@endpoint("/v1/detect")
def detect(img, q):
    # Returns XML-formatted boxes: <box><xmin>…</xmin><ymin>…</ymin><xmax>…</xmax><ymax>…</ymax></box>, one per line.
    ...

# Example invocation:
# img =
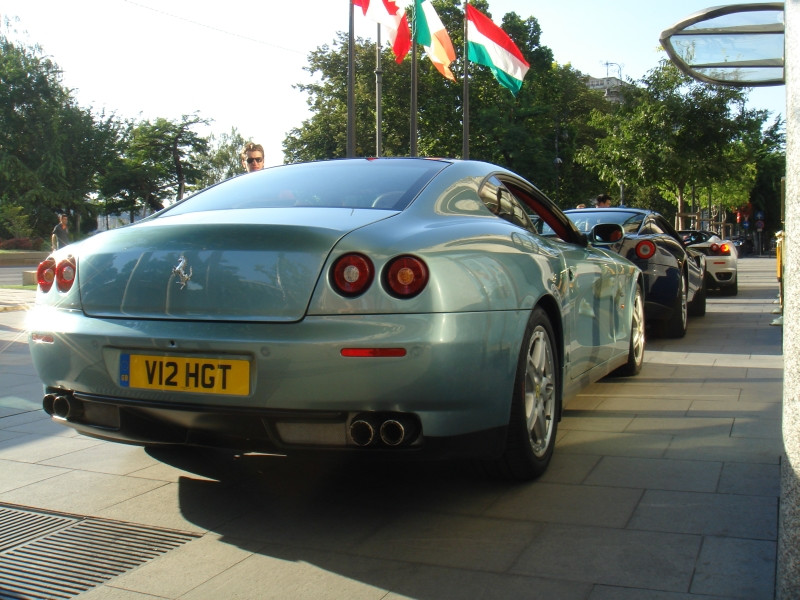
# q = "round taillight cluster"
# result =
<box><xmin>385</xmin><ymin>256</ymin><xmax>428</xmax><ymax>298</ymax></box>
<box><xmin>331</xmin><ymin>254</ymin><xmax>374</xmax><ymax>296</ymax></box>
<box><xmin>635</xmin><ymin>240</ymin><xmax>657</xmax><ymax>260</ymax></box>
<box><xmin>37</xmin><ymin>258</ymin><xmax>56</xmax><ymax>292</ymax></box>
<box><xmin>36</xmin><ymin>257</ymin><xmax>76</xmax><ymax>293</ymax></box>
<box><xmin>330</xmin><ymin>253</ymin><xmax>428</xmax><ymax>299</ymax></box>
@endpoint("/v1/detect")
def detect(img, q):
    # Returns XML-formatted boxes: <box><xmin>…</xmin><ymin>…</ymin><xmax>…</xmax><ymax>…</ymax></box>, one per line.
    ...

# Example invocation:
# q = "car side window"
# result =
<box><xmin>654</xmin><ymin>216</ymin><xmax>684</xmax><ymax>244</ymax></box>
<box><xmin>646</xmin><ymin>218</ymin><xmax>666</xmax><ymax>235</ymax></box>
<box><xmin>478</xmin><ymin>177</ymin><xmax>535</xmax><ymax>232</ymax></box>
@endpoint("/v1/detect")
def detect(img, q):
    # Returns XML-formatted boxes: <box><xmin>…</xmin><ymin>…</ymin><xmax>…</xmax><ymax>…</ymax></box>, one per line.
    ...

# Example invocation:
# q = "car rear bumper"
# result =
<box><xmin>28</xmin><ymin>307</ymin><xmax>529</xmax><ymax>454</ymax></box>
<box><xmin>705</xmin><ymin>267</ymin><xmax>737</xmax><ymax>287</ymax></box>
<box><xmin>40</xmin><ymin>388</ymin><xmax>508</xmax><ymax>459</ymax></box>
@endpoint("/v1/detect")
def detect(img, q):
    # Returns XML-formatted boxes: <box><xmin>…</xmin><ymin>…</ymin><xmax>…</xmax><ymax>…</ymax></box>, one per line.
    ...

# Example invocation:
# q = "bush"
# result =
<box><xmin>0</xmin><ymin>237</ymin><xmax>45</xmax><ymax>250</ymax></box>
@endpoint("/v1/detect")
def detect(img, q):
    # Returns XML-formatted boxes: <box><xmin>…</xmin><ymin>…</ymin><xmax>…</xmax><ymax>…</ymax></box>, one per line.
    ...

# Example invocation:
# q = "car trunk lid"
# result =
<box><xmin>77</xmin><ymin>208</ymin><xmax>389</xmax><ymax>322</ymax></box>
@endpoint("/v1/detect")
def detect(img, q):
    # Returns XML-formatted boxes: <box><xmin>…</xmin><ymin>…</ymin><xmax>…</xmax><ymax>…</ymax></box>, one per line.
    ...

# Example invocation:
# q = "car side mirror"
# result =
<box><xmin>590</xmin><ymin>223</ymin><xmax>625</xmax><ymax>244</ymax></box>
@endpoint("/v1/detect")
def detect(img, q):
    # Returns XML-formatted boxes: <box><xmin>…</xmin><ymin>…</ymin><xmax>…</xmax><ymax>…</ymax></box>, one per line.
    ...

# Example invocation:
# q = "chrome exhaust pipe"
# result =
<box><xmin>51</xmin><ymin>394</ymin><xmax>82</xmax><ymax>419</ymax></box>
<box><xmin>42</xmin><ymin>394</ymin><xmax>57</xmax><ymax>415</ymax></box>
<box><xmin>379</xmin><ymin>419</ymin><xmax>405</xmax><ymax>446</ymax></box>
<box><xmin>349</xmin><ymin>419</ymin><xmax>375</xmax><ymax>447</ymax></box>
<box><xmin>52</xmin><ymin>395</ymin><xmax>71</xmax><ymax>418</ymax></box>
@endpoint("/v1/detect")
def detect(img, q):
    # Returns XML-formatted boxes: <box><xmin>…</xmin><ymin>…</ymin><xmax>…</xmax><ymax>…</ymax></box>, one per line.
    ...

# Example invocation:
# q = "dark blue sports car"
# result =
<box><xmin>563</xmin><ymin>208</ymin><xmax>706</xmax><ymax>338</ymax></box>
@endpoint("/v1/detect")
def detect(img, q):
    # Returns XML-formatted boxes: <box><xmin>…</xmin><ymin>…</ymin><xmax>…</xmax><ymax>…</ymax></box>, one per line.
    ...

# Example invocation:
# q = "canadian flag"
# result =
<box><xmin>353</xmin><ymin>0</ymin><xmax>412</xmax><ymax>63</ymax></box>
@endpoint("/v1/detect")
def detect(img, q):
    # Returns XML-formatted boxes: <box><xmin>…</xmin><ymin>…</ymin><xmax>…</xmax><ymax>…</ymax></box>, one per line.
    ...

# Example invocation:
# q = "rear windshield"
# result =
<box><xmin>162</xmin><ymin>159</ymin><xmax>449</xmax><ymax>216</ymax></box>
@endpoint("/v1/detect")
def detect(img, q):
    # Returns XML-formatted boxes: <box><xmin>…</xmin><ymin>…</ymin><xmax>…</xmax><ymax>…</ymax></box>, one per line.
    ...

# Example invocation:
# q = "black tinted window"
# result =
<box><xmin>479</xmin><ymin>177</ymin><xmax>535</xmax><ymax>231</ymax></box>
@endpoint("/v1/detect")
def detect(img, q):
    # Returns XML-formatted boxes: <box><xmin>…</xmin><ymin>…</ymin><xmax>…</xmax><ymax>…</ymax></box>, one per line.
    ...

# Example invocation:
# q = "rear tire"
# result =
<box><xmin>661</xmin><ymin>273</ymin><xmax>688</xmax><ymax>338</ymax></box>
<box><xmin>486</xmin><ymin>307</ymin><xmax>559</xmax><ymax>481</ymax></box>
<box><xmin>688</xmin><ymin>280</ymin><xmax>706</xmax><ymax>317</ymax></box>
<box><xmin>723</xmin><ymin>278</ymin><xmax>738</xmax><ymax>296</ymax></box>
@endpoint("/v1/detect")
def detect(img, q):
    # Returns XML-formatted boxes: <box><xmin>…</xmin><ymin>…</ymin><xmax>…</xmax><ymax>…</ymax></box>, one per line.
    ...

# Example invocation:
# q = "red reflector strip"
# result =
<box><xmin>340</xmin><ymin>348</ymin><xmax>407</xmax><ymax>358</ymax></box>
<box><xmin>31</xmin><ymin>333</ymin><xmax>55</xmax><ymax>344</ymax></box>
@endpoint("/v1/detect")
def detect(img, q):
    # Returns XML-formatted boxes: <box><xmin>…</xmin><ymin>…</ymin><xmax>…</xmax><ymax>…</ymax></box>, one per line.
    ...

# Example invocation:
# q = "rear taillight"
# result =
<box><xmin>36</xmin><ymin>258</ymin><xmax>57</xmax><ymax>292</ymax></box>
<box><xmin>56</xmin><ymin>257</ymin><xmax>76</xmax><ymax>292</ymax></box>
<box><xmin>635</xmin><ymin>240</ymin><xmax>657</xmax><ymax>260</ymax></box>
<box><xmin>385</xmin><ymin>256</ymin><xmax>428</xmax><ymax>298</ymax></box>
<box><xmin>37</xmin><ymin>257</ymin><xmax>76</xmax><ymax>293</ymax></box>
<box><xmin>713</xmin><ymin>242</ymin><xmax>731</xmax><ymax>255</ymax></box>
<box><xmin>331</xmin><ymin>253</ymin><xmax>374</xmax><ymax>296</ymax></box>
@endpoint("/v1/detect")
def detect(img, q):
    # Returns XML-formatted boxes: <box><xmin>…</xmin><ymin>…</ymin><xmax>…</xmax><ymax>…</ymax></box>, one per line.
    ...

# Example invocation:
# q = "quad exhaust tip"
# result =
<box><xmin>379</xmin><ymin>419</ymin><xmax>405</xmax><ymax>446</ymax></box>
<box><xmin>348</xmin><ymin>413</ymin><xmax>419</xmax><ymax>448</ymax></box>
<box><xmin>43</xmin><ymin>392</ymin><xmax>83</xmax><ymax>420</ymax></box>
<box><xmin>349</xmin><ymin>419</ymin><xmax>375</xmax><ymax>447</ymax></box>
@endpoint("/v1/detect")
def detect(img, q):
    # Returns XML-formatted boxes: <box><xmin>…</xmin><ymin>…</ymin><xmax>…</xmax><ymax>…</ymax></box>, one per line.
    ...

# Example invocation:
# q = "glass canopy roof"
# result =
<box><xmin>660</xmin><ymin>2</ymin><xmax>784</xmax><ymax>86</ymax></box>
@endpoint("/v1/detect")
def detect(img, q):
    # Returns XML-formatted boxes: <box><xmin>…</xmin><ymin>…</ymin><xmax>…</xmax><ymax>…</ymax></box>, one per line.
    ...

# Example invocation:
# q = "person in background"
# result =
<box><xmin>594</xmin><ymin>194</ymin><xmax>612</xmax><ymax>207</ymax></box>
<box><xmin>576</xmin><ymin>203</ymin><xmax>586</xmax><ymax>209</ymax></box>
<box><xmin>51</xmin><ymin>214</ymin><xmax>70</xmax><ymax>250</ymax></box>
<box><xmin>241</xmin><ymin>142</ymin><xmax>265</xmax><ymax>172</ymax></box>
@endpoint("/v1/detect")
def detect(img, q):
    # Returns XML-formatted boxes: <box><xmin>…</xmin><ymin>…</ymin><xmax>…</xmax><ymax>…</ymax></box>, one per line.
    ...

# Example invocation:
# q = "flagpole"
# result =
<box><xmin>410</xmin><ymin>2</ymin><xmax>418</xmax><ymax>157</ymax></box>
<box><xmin>462</xmin><ymin>0</ymin><xmax>469</xmax><ymax>159</ymax></box>
<box><xmin>347</xmin><ymin>1</ymin><xmax>356</xmax><ymax>158</ymax></box>
<box><xmin>376</xmin><ymin>25</ymin><xmax>383</xmax><ymax>156</ymax></box>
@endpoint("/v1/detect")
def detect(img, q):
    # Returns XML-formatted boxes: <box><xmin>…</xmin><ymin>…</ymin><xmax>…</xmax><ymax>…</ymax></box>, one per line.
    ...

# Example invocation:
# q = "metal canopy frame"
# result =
<box><xmin>660</xmin><ymin>2</ymin><xmax>785</xmax><ymax>86</ymax></box>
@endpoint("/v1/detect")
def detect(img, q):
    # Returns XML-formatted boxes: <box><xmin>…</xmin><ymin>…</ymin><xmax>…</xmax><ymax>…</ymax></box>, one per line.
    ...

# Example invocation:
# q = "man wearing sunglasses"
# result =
<box><xmin>241</xmin><ymin>142</ymin><xmax>265</xmax><ymax>172</ymax></box>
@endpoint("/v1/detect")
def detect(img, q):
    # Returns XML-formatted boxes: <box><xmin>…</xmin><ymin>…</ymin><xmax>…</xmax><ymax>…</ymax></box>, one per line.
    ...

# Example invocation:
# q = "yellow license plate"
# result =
<box><xmin>119</xmin><ymin>353</ymin><xmax>250</xmax><ymax>396</ymax></box>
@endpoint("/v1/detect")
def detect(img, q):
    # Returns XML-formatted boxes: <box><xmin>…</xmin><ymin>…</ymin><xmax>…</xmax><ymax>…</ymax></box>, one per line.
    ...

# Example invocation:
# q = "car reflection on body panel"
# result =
<box><xmin>28</xmin><ymin>158</ymin><xmax>644</xmax><ymax>481</ymax></box>
<box><xmin>563</xmin><ymin>207</ymin><xmax>707</xmax><ymax>338</ymax></box>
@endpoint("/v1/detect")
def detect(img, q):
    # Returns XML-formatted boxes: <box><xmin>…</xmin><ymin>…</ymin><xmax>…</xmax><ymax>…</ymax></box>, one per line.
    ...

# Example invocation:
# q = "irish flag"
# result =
<box><xmin>466</xmin><ymin>4</ymin><xmax>530</xmax><ymax>95</ymax></box>
<box><xmin>353</xmin><ymin>0</ymin><xmax>412</xmax><ymax>63</ymax></box>
<box><xmin>415</xmin><ymin>0</ymin><xmax>456</xmax><ymax>81</ymax></box>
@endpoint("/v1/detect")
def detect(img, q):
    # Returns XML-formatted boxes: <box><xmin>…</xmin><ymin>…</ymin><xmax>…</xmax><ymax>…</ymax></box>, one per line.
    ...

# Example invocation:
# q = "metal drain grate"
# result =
<box><xmin>0</xmin><ymin>503</ymin><xmax>199</xmax><ymax>599</ymax></box>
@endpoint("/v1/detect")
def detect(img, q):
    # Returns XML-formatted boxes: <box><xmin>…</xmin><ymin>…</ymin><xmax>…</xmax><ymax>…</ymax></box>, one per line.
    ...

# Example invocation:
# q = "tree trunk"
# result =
<box><xmin>676</xmin><ymin>184</ymin><xmax>687</xmax><ymax>229</ymax></box>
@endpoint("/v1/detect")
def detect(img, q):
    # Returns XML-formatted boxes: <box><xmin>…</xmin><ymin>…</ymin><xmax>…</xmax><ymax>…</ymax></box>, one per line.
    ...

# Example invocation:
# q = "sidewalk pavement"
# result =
<box><xmin>0</xmin><ymin>288</ymin><xmax>35</xmax><ymax>312</ymax></box>
<box><xmin>0</xmin><ymin>257</ymin><xmax>783</xmax><ymax>599</ymax></box>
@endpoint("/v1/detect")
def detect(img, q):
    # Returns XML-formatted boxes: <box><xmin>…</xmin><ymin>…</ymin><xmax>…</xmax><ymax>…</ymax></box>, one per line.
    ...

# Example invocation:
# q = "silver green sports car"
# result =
<box><xmin>28</xmin><ymin>158</ymin><xmax>644</xmax><ymax>480</ymax></box>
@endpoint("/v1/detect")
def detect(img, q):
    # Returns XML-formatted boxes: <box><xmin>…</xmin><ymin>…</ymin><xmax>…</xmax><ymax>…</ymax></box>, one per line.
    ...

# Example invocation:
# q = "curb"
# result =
<box><xmin>0</xmin><ymin>305</ymin><xmax>30</xmax><ymax>313</ymax></box>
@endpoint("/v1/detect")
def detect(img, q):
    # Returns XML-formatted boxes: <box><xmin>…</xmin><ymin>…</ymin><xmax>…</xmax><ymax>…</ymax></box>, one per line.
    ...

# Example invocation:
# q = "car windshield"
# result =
<box><xmin>679</xmin><ymin>230</ymin><xmax>719</xmax><ymax>244</ymax></box>
<box><xmin>161</xmin><ymin>159</ymin><xmax>449</xmax><ymax>216</ymax></box>
<box><xmin>565</xmin><ymin>210</ymin><xmax>645</xmax><ymax>234</ymax></box>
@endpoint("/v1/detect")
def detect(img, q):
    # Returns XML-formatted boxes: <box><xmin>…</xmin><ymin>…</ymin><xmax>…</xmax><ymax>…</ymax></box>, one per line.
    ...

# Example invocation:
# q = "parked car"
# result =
<box><xmin>27</xmin><ymin>158</ymin><xmax>645</xmax><ymax>481</ymax></box>
<box><xmin>732</xmin><ymin>235</ymin><xmax>754</xmax><ymax>256</ymax></box>
<box><xmin>563</xmin><ymin>208</ymin><xmax>706</xmax><ymax>338</ymax></box>
<box><xmin>679</xmin><ymin>230</ymin><xmax>738</xmax><ymax>295</ymax></box>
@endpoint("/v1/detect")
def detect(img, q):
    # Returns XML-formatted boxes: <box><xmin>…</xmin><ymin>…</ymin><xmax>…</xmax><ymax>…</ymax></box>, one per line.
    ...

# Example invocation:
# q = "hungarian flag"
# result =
<box><xmin>415</xmin><ymin>0</ymin><xmax>456</xmax><ymax>81</ymax></box>
<box><xmin>466</xmin><ymin>4</ymin><xmax>530</xmax><ymax>95</ymax></box>
<box><xmin>353</xmin><ymin>0</ymin><xmax>411</xmax><ymax>63</ymax></box>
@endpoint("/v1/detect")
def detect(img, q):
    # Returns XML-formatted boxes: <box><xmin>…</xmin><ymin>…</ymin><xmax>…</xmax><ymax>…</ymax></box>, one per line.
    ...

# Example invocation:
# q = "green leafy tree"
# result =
<box><xmin>99</xmin><ymin>115</ymin><xmax>210</xmax><ymax>221</ymax></box>
<box><xmin>576</xmin><ymin>60</ymin><xmax>770</xmax><ymax>226</ymax></box>
<box><xmin>0</xmin><ymin>26</ymin><xmax>125</xmax><ymax>238</ymax></box>
<box><xmin>0</xmin><ymin>203</ymin><xmax>33</xmax><ymax>239</ymax></box>
<box><xmin>284</xmin><ymin>0</ymin><xmax>606</xmax><ymax>205</ymax></box>
<box><xmin>194</xmin><ymin>127</ymin><xmax>248</xmax><ymax>189</ymax></box>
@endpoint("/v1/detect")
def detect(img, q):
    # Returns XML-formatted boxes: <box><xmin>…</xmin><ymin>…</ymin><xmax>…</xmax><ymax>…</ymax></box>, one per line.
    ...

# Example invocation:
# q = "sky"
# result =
<box><xmin>2</xmin><ymin>0</ymin><xmax>787</xmax><ymax>166</ymax></box>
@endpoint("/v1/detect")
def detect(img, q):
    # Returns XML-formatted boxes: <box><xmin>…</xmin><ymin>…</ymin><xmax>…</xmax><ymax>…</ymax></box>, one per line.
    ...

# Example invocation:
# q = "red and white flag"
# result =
<box><xmin>353</xmin><ymin>0</ymin><xmax>412</xmax><ymax>63</ymax></box>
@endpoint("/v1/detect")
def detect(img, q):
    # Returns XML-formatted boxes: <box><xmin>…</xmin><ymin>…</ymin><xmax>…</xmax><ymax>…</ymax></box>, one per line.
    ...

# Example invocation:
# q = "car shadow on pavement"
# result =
<box><xmin>147</xmin><ymin>446</ymin><xmax>582</xmax><ymax>599</ymax></box>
